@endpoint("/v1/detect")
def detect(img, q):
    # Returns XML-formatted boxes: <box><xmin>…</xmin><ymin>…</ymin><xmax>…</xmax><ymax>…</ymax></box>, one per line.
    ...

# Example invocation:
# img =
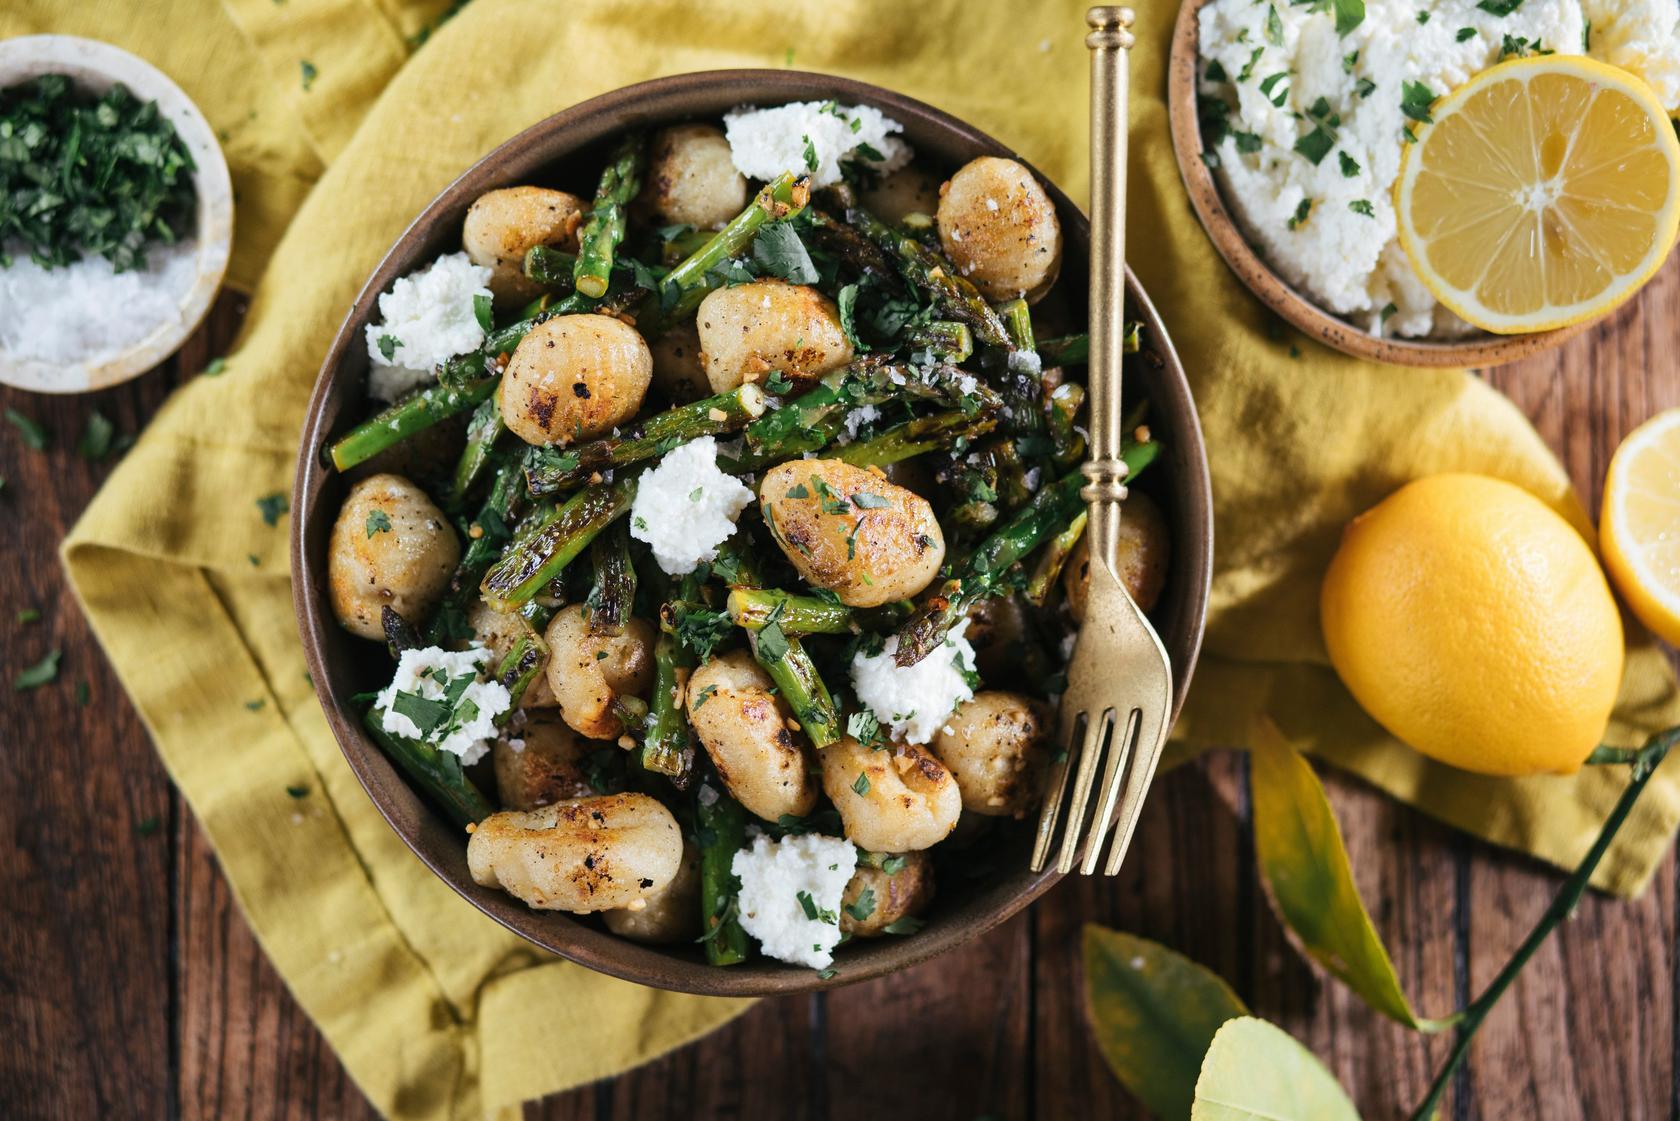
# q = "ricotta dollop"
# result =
<box><xmin>731</xmin><ymin>833</ymin><xmax>859</xmax><ymax>969</ymax></box>
<box><xmin>629</xmin><ymin>436</ymin><xmax>755</xmax><ymax>575</ymax></box>
<box><xmin>363</xmin><ymin>252</ymin><xmax>493</xmax><ymax>400</ymax></box>
<box><xmin>723</xmin><ymin>101</ymin><xmax>912</xmax><ymax>189</ymax></box>
<box><xmin>849</xmin><ymin>619</ymin><xmax>978</xmax><ymax>746</ymax></box>
<box><xmin>374</xmin><ymin>644</ymin><xmax>510</xmax><ymax>766</ymax></box>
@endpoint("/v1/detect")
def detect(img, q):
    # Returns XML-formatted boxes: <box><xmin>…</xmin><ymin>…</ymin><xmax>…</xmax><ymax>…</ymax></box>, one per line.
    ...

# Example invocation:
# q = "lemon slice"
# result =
<box><xmin>1395</xmin><ymin>57</ymin><xmax>1680</xmax><ymax>334</ymax></box>
<box><xmin>1602</xmin><ymin>409</ymin><xmax>1680</xmax><ymax>645</ymax></box>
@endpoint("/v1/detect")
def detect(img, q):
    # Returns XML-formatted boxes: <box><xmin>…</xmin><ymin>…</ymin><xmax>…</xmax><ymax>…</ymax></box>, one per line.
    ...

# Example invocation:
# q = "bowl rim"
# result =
<box><xmin>292</xmin><ymin>68</ymin><xmax>1213</xmax><ymax>996</ymax></box>
<box><xmin>1164</xmin><ymin>0</ymin><xmax>1595</xmax><ymax>369</ymax></box>
<box><xmin>0</xmin><ymin>34</ymin><xmax>234</xmax><ymax>394</ymax></box>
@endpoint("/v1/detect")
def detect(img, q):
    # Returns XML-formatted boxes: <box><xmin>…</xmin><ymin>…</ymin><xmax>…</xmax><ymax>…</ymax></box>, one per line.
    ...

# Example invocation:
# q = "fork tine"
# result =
<box><xmin>1029</xmin><ymin>712</ymin><xmax>1081</xmax><ymax>873</ymax></box>
<box><xmin>1079</xmin><ymin>707</ymin><xmax>1139</xmax><ymax>874</ymax></box>
<box><xmin>1101</xmin><ymin>703</ymin><xmax>1171</xmax><ymax>875</ymax></box>
<box><xmin>1054</xmin><ymin>708</ymin><xmax>1113</xmax><ymax>874</ymax></box>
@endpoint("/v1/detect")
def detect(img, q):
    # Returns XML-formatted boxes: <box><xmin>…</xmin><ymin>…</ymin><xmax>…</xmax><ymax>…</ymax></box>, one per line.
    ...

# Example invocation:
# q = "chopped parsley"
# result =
<box><xmin>1475</xmin><ymin>0</ymin><xmax>1524</xmax><ymax>14</ymax></box>
<box><xmin>300</xmin><ymin>60</ymin><xmax>318</xmax><ymax>90</ymax></box>
<box><xmin>847</xmin><ymin>708</ymin><xmax>882</xmax><ymax>748</ymax></box>
<box><xmin>473</xmin><ymin>293</ymin><xmax>493</xmax><ymax>332</ymax></box>
<box><xmin>1380</xmin><ymin>302</ymin><xmax>1399</xmax><ymax>323</ymax></box>
<box><xmin>1258</xmin><ymin>71</ymin><xmax>1291</xmax><ymax>108</ymax></box>
<box><xmin>755</xmin><ymin>620</ymin><xmax>791</xmax><ymax>663</ymax></box>
<box><xmin>1400</xmin><ymin>80</ymin><xmax>1437</xmax><ymax>124</ymax></box>
<box><xmin>752</xmin><ymin>220</ymin><xmax>819</xmax><ymax>285</ymax></box>
<box><xmin>1287</xmin><ymin>198</ymin><xmax>1314</xmax><ymax>230</ymax></box>
<box><xmin>796</xmin><ymin>889</ymin><xmax>837</xmax><ymax>924</ymax></box>
<box><xmin>16</xmin><ymin>607</ymin><xmax>40</xmax><ymax>624</ymax></box>
<box><xmin>1204</xmin><ymin>59</ymin><xmax>1229</xmax><ymax>83</ymax></box>
<box><xmin>843</xmin><ymin>887</ymin><xmax>876</xmax><ymax>922</ymax></box>
<box><xmin>1236</xmin><ymin>46</ymin><xmax>1265</xmax><ymax>83</ymax></box>
<box><xmin>880</xmin><ymin>855</ymin><xmax>907</xmax><ymax>874</ymax></box>
<box><xmin>202</xmin><ymin>357</ymin><xmax>228</xmax><ymax>377</ymax></box>
<box><xmin>365</xmin><ymin>509</ymin><xmax>392</xmax><ymax>538</ymax></box>
<box><xmin>1416</xmin><ymin>10</ymin><xmax>1430</xmax><ymax>23</ymax></box>
<box><xmin>286</xmin><ymin>784</ymin><xmax>310</xmax><ymax>799</ymax></box>
<box><xmin>1348</xmin><ymin>199</ymin><xmax>1375</xmax><ymax>217</ymax></box>
<box><xmin>1456</xmin><ymin>26</ymin><xmax>1477</xmax><ymax>41</ymax></box>
<box><xmin>1338</xmin><ymin>151</ymin><xmax>1361</xmax><ymax>177</ymax></box>
<box><xmin>1355</xmin><ymin>76</ymin><xmax>1377</xmax><ymax>99</ymax></box>
<box><xmin>1342</xmin><ymin>50</ymin><xmax>1359</xmax><ymax>73</ymax></box>
<box><xmin>1294</xmin><ymin>127</ymin><xmax>1334</xmax><ymax>165</ymax></box>
<box><xmin>0</xmin><ymin>75</ymin><xmax>199</xmax><ymax>271</ymax></box>
<box><xmin>1499</xmin><ymin>34</ymin><xmax>1551</xmax><ymax>58</ymax></box>
<box><xmin>14</xmin><ymin>648</ymin><xmax>61</xmax><ymax>690</ymax></box>
<box><xmin>1233</xmin><ymin>130</ymin><xmax>1264</xmax><ymax>153</ymax></box>
<box><xmin>672</xmin><ymin>604</ymin><xmax>733</xmax><ymax>662</ymax></box>
<box><xmin>883</xmin><ymin>915</ymin><xmax>925</xmax><ymax>935</ymax></box>
<box><xmin>836</xmin><ymin>282</ymin><xmax>867</xmax><ymax>352</ymax></box>
<box><xmin>1265</xmin><ymin>5</ymin><xmax>1283</xmax><ymax>45</ymax></box>
<box><xmin>852</xmin><ymin>772</ymin><xmax>871</xmax><ymax>796</ymax></box>
<box><xmin>800</xmin><ymin>134</ymin><xmax>819</xmax><ymax>172</ymax></box>
<box><xmin>77</xmin><ymin>411</ymin><xmax>116</xmax><ymax>461</ymax></box>
<box><xmin>692</xmin><ymin>683</ymin><xmax>718</xmax><ymax>709</ymax></box>
<box><xmin>256</xmin><ymin>491</ymin><xmax>289</xmax><ymax>526</ymax></box>
<box><xmin>764</xmin><ymin>370</ymin><xmax>794</xmax><ymax>395</ymax></box>
<box><xmin>1332</xmin><ymin>0</ymin><xmax>1365</xmax><ymax>35</ymax></box>
<box><xmin>851</xmin><ymin>492</ymin><xmax>891</xmax><ymax>509</ymax></box>
<box><xmin>6</xmin><ymin>408</ymin><xmax>49</xmax><ymax>450</ymax></box>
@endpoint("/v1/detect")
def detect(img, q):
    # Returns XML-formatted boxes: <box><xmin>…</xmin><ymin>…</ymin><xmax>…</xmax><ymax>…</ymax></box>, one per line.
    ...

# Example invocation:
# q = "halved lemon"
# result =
<box><xmin>1602</xmin><ymin>409</ymin><xmax>1680</xmax><ymax>646</ymax></box>
<box><xmin>1395</xmin><ymin>56</ymin><xmax>1680</xmax><ymax>334</ymax></box>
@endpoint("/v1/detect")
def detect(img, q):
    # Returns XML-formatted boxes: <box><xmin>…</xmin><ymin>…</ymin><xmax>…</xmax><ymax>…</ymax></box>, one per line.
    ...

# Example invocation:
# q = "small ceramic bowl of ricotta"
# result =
<box><xmin>1167</xmin><ymin>0</ymin><xmax>1629</xmax><ymax>368</ymax></box>
<box><xmin>0</xmin><ymin>35</ymin><xmax>233</xmax><ymax>394</ymax></box>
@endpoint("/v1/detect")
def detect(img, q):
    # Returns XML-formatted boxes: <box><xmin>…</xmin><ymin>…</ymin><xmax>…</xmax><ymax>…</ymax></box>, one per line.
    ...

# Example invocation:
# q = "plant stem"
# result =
<box><xmin>1408</xmin><ymin>726</ymin><xmax>1680</xmax><ymax>1121</ymax></box>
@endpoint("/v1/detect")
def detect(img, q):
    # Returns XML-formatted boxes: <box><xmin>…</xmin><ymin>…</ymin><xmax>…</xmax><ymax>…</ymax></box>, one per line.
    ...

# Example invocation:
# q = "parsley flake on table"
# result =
<box><xmin>14</xmin><ymin>648</ymin><xmax>61</xmax><ymax>690</ymax></box>
<box><xmin>6</xmin><ymin>408</ymin><xmax>49</xmax><ymax>450</ymax></box>
<box><xmin>257</xmin><ymin>491</ymin><xmax>289</xmax><ymax>526</ymax></box>
<box><xmin>0</xmin><ymin>75</ymin><xmax>198</xmax><ymax>271</ymax></box>
<box><xmin>77</xmin><ymin>412</ymin><xmax>115</xmax><ymax>461</ymax></box>
<box><xmin>202</xmin><ymin>357</ymin><xmax>227</xmax><ymax>377</ymax></box>
<box><xmin>300</xmin><ymin>60</ymin><xmax>318</xmax><ymax>90</ymax></box>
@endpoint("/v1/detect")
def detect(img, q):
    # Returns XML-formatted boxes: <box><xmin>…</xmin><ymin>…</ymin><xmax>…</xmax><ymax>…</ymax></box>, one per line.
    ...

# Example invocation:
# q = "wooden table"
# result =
<box><xmin>4</xmin><ymin>259</ymin><xmax>1677</xmax><ymax>1121</ymax></box>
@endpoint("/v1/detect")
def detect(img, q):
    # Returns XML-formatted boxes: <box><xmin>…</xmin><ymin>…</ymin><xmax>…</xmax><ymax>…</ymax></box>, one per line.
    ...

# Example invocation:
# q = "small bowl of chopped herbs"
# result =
<box><xmin>0</xmin><ymin>35</ymin><xmax>233</xmax><ymax>393</ymax></box>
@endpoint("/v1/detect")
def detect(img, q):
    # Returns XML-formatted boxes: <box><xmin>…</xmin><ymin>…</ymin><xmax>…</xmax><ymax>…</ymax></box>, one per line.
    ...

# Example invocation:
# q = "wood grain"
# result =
<box><xmin>3</xmin><ymin>254</ymin><xmax>1678</xmax><ymax>1120</ymax></box>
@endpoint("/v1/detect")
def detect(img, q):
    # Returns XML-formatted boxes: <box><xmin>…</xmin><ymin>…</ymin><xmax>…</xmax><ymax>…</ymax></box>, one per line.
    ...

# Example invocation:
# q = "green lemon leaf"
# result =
<box><xmin>1083</xmin><ymin>924</ymin><xmax>1248</xmax><ymax>1121</ymax></box>
<box><xmin>1250</xmin><ymin>719</ymin><xmax>1453</xmax><ymax>1031</ymax></box>
<box><xmin>1191</xmin><ymin>1017</ymin><xmax>1362</xmax><ymax>1121</ymax></box>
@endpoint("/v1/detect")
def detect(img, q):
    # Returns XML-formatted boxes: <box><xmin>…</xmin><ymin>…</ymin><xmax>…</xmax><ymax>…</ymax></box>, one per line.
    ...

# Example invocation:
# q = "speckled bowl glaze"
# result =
<box><xmin>1167</xmin><ymin>0</ymin><xmax>1594</xmax><ymax>368</ymax></box>
<box><xmin>293</xmin><ymin>70</ymin><xmax>1213</xmax><ymax>997</ymax></box>
<box><xmin>0</xmin><ymin>35</ymin><xmax>233</xmax><ymax>394</ymax></box>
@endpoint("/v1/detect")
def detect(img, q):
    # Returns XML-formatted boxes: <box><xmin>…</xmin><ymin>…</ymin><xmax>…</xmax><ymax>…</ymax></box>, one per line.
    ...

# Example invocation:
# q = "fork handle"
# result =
<box><xmin>1084</xmin><ymin>7</ymin><xmax>1135</xmax><ymax>569</ymax></box>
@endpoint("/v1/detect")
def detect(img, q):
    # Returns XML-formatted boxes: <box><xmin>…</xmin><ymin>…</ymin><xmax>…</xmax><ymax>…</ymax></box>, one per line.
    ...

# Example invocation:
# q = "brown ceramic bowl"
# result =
<box><xmin>1166</xmin><ymin>0</ymin><xmax>1593</xmax><ymax>367</ymax></box>
<box><xmin>293</xmin><ymin>70</ymin><xmax>1212</xmax><ymax>996</ymax></box>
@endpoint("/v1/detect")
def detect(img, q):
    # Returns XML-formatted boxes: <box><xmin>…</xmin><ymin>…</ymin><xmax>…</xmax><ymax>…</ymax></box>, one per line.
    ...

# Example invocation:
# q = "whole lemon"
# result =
<box><xmin>1320</xmin><ymin>474</ymin><xmax>1623</xmax><ymax>776</ymax></box>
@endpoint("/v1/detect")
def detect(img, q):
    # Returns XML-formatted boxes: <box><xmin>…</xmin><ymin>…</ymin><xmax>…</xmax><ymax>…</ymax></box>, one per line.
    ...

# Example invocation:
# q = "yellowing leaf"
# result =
<box><xmin>1250</xmin><ymin>719</ymin><xmax>1453</xmax><ymax>1031</ymax></box>
<box><xmin>1191</xmin><ymin>1017</ymin><xmax>1362</xmax><ymax>1121</ymax></box>
<box><xmin>1082</xmin><ymin>924</ymin><xmax>1248</xmax><ymax>1121</ymax></box>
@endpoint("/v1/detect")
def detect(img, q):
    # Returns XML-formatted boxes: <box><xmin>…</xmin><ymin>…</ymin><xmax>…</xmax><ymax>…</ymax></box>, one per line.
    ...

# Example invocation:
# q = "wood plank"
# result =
<box><xmin>1458</xmin><ymin>255</ymin><xmax>1680</xmax><ymax>1121</ymax></box>
<box><xmin>821</xmin><ymin>914</ymin><xmax>1033</xmax><ymax>1120</ymax></box>
<box><xmin>1032</xmin><ymin>753</ymin><xmax>1254</xmax><ymax>1119</ymax></box>
<box><xmin>0</xmin><ymin>357</ymin><xmax>185</xmax><ymax>1117</ymax></box>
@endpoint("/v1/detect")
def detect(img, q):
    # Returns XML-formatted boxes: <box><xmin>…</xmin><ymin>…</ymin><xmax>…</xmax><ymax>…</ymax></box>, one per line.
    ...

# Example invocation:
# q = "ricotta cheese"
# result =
<box><xmin>723</xmin><ymin>101</ymin><xmax>912</xmax><ymax>189</ymax></box>
<box><xmin>363</xmin><ymin>252</ymin><xmax>492</xmax><ymax>400</ymax></box>
<box><xmin>731</xmin><ymin>833</ymin><xmax>858</xmax><ymax>969</ymax></box>
<box><xmin>374</xmin><ymin>644</ymin><xmax>510</xmax><ymax>766</ymax></box>
<box><xmin>1196</xmin><ymin>0</ymin><xmax>1680</xmax><ymax>338</ymax></box>
<box><xmin>849</xmin><ymin>619</ymin><xmax>978</xmax><ymax>746</ymax></box>
<box><xmin>628</xmin><ymin>436</ymin><xmax>756</xmax><ymax>575</ymax></box>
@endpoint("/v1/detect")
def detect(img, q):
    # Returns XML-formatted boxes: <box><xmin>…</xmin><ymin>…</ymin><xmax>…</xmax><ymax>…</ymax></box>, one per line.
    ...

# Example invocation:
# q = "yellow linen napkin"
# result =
<box><xmin>44</xmin><ymin>0</ymin><xmax>1680</xmax><ymax>1117</ymax></box>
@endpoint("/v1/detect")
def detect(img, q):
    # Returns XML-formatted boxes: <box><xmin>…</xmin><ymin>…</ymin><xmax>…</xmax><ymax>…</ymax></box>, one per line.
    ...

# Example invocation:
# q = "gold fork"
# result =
<box><xmin>1029</xmin><ymin>6</ymin><xmax>1174</xmax><ymax>877</ymax></box>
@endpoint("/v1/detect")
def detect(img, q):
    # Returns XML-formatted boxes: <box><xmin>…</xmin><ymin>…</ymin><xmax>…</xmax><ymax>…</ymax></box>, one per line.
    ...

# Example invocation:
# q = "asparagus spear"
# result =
<box><xmin>1044</xmin><ymin>379</ymin><xmax>1087</xmax><ymax>467</ymax></box>
<box><xmin>1025</xmin><ymin>509</ymin><xmax>1088</xmax><ymax>606</ymax></box>
<box><xmin>640</xmin><ymin>632</ymin><xmax>693</xmax><ymax>779</ymax></box>
<box><xmin>712</xmin><ymin>536</ymin><xmax>842</xmax><ymax>747</ymax></box>
<box><xmin>424</xmin><ymin>457</ymin><xmax>525</xmax><ymax>645</ymax></box>
<box><xmin>448</xmin><ymin>392</ymin><xmax>505</xmax><ymax>510</ymax></box>
<box><xmin>1036</xmin><ymin>323</ymin><xmax>1137</xmax><ymax>367</ymax></box>
<box><xmin>524</xmin><ymin>384</ymin><xmax>768</xmax><ymax>496</ymax></box>
<box><xmin>833</xmin><ymin>409</ymin><xmax>999</xmax><ymax>470</ymax></box>
<box><xmin>523</xmin><ymin>245</ymin><xmax>577</xmax><ymax>291</ymax></box>
<box><xmin>361</xmin><ymin>710</ymin><xmax>493</xmax><ymax>829</ymax></box>
<box><xmin>843</xmin><ymin>206</ymin><xmax>1011</xmax><ymax>348</ymax></box>
<box><xmin>727</xmin><ymin>588</ymin><xmax>856</xmax><ymax>635</ymax></box>
<box><xmin>480</xmin><ymin>475</ymin><xmax>637</xmax><ymax>611</ymax></box>
<box><xmin>696</xmin><ymin>777</ymin><xmax>751</xmax><ymax>965</ymax></box>
<box><xmin>493</xmin><ymin>602</ymin><xmax>554</xmax><ymax>707</ymax></box>
<box><xmin>902</xmin><ymin>319</ymin><xmax>974</xmax><ymax>363</ymax></box>
<box><xmin>585</xmin><ymin>519</ymin><xmax>636</xmax><ymax>637</ymax></box>
<box><xmin>640</xmin><ymin>172</ymin><xmax>810</xmax><ymax>336</ymax></box>
<box><xmin>996</xmin><ymin>297</ymin><xmax>1046</xmax><ymax>434</ymax></box>
<box><xmin>573</xmin><ymin>134</ymin><xmax>644</xmax><ymax>299</ymax></box>
<box><xmin>328</xmin><ymin>376</ymin><xmax>497</xmax><ymax>471</ymax></box>
<box><xmin>893</xmin><ymin>438</ymin><xmax>1162</xmax><ymax>666</ymax></box>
